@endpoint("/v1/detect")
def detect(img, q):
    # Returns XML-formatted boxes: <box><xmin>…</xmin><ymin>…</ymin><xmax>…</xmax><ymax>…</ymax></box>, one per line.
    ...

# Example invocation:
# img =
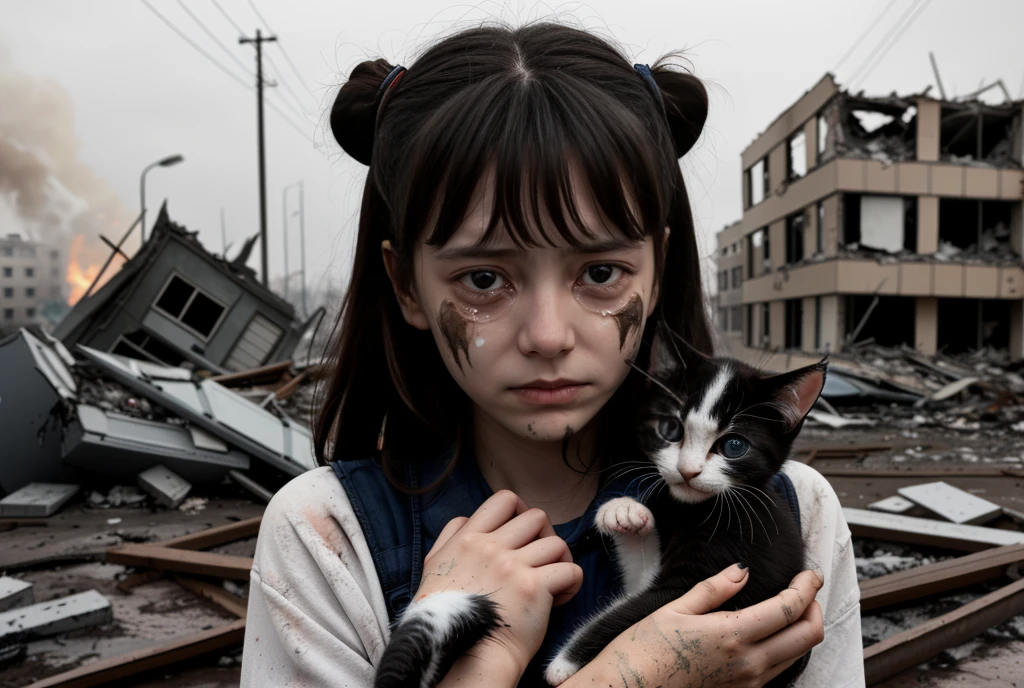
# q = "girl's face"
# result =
<box><xmin>387</xmin><ymin>175</ymin><xmax>660</xmax><ymax>443</ymax></box>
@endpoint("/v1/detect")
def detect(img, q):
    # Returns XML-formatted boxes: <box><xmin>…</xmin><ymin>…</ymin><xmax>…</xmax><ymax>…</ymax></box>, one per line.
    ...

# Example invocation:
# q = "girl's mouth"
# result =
<box><xmin>509</xmin><ymin>379</ymin><xmax>589</xmax><ymax>405</ymax></box>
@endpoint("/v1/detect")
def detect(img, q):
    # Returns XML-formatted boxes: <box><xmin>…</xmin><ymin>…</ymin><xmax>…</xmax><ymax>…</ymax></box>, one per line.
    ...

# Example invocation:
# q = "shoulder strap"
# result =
<box><xmin>770</xmin><ymin>471</ymin><xmax>801</xmax><ymax>527</ymax></box>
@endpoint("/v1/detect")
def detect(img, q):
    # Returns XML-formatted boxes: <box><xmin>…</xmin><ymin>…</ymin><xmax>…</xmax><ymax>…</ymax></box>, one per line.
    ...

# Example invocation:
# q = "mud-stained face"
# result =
<box><xmin>610</xmin><ymin>293</ymin><xmax>644</xmax><ymax>350</ymax></box>
<box><xmin>397</xmin><ymin>167</ymin><xmax>661</xmax><ymax>443</ymax></box>
<box><xmin>437</xmin><ymin>300</ymin><xmax>473</xmax><ymax>370</ymax></box>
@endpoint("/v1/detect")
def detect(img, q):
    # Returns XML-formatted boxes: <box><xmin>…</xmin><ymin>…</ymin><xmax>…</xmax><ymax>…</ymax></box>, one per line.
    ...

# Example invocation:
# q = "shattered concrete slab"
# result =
<box><xmin>898</xmin><ymin>481</ymin><xmax>1003</xmax><ymax>525</ymax></box>
<box><xmin>0</xmin><ymin>577</ymin><xmax>34</xmax><ymax>613</ymax></box>
<box><xmin>0</xmin><ymin>483</ymin><xmax>79</xmax><ymax>518</ymax></box>
<box><xmin>137</xmin><ymin>465</ymin><xmax>191</xmax><ymax>509</ymax></box>
<box><xmin>0</xmin><ymin>590</ymin><xmax>112</xmax><ymax>644</ymax></box>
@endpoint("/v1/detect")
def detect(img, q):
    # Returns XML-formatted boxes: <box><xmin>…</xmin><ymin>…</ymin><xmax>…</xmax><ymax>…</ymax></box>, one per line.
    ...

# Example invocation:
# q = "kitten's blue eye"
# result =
<box><xmin>656</xmin><ymin>418</ymin><xmax>682</xmax><ymax>443</ymax></box>
<box><xmin>719</xmin><ymin>435</ymin><xmax>750</xmax><ymax>458</ymax></box>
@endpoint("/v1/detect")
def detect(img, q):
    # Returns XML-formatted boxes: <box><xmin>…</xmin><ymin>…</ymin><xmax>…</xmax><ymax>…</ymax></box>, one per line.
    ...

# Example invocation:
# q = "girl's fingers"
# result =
<box><xmin>737</xmin><ymin>570</ymin><xmax>822</xmax><ymax>642</ymax></box>
<box><xmin>494</xmin><ymin>507</ymin><xmax>557</xmax><ymax>549</ymax></box>
<box><xmin>517</xmin><ymin>535</ymin><xmax>572</xmax><ymax>566</ymax></box>
<box><xmin>429</xmin><ymin>516</ymin><xmax>469</xmax><ymax>556</ymax></box>
<box><xmin>539</xmin><ymin>562</ymin><xmax>583</xmax><ymax>604</ymax></box>
<box><xmin>668</xmin><ymin>564</ymin><xmax>749</xmax><ymax>615</ymax></box>
<box><xmin>463</xmin><ymin>490</ymin><xmax>527</xmax><ymax>533</ymax></box>
<box><xmin>755</xmin><ymin>600</ymin><xmax>824</xmax><ymax>667</ymax></box>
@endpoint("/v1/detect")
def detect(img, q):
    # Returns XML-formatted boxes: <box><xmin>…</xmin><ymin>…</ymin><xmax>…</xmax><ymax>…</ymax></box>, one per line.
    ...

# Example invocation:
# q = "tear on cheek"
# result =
<box><xmin>608</xmin><ymin>293</ymin><xmax>644</xmax><ymax>350</ymax></box>
<box><xmin>437</xmin><ymin>300</ymin><xmax>473</xmax><ymax>371</ymax></box>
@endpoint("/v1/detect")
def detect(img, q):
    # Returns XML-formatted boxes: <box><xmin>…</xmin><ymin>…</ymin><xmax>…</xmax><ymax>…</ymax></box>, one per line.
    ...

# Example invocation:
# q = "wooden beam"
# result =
<box><xmin>106</xmin><ymin>544</ymin><xmax>252</xmax><ymax>580</ymax></box>
<box><xmin>158</xmin><ymin>516</ymin><xmax>262</xmax><ymax>551</ymax></box>
<box><xmin>273</xmin><ymin>368</ymin><xmax>309</xmax><ymax>400</ymax></box>
<box><xmin>24</xmin><ymin>619</ymin><xmax>246</xmax><ymax>688</ymax></box>
<box><xmin>865</xmin><ymin>577</ymin><xmax>1024</xmax><ymax>685</ymax></box>
<box><xmin>210</xmin><ymin>361</ymin><xmax>293</xmax><ymax>385</ymax></box>
<box><xmin>843</xmin><ymin>508</ymin><xmax>1024</xmax><ymax>552</ymax></box>
<box><xmin>173</xmin><ymin>576</ymin><xmax>248</xmax><ymax>618</ymax></box>
<box><xmin>818</xmin><ymin>466</ymin><xmax>1023</xmax><ymax>478</ymax></box>
<box><xmin>860</xmin><ymin>543</ymin><xmax>1024</xmax><ymax>612</ymax></box>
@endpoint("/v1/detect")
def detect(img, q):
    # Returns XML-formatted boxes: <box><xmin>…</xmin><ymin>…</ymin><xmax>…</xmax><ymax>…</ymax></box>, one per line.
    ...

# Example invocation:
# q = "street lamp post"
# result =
<box><xmin>140</xmin><ymin>154</ymin><xmax>184</xmax><ymax>244</ymax></box>
<box><xmin>282</xmin><ymin>181</ymin><xmax>306</xmax><ymax>315</ymax></box>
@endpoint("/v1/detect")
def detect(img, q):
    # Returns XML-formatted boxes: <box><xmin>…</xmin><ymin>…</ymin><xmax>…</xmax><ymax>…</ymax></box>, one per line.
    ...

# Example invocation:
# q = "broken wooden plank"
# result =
<box><xmin>897</xmin><ymin>482</ymin><xmax>1002</xmax><ymax>525</ymax></box>
<box><xmin>843</xmin><ymin>508</ymin><xmax>1024</xmax><ymax>552</ymax></box>
<box><xmin>24</xmin><ymin>618</ymin><xmax>246</xmax><ymax>688</ymax></box>
<box><xmin>173</xmin><ymin>576</ymin><xmax>248</xmax><ymax>618</ymax></box>
<box><xmin>860</xmin><ymin>543</ymin><xmax>1024</xmax><ymax>612</ymax></box>
<box><xmin>106</xmin><ymin>544</ymin><xmax>252</xmax><ymax>580</ymax></box>
<box><xmin>210</xmin><ymin>360</ymin><xmax>293</xmax><ymax>385</ymax></box>
<box><xmin>273</xmin><ymin>368</ymin><xmax>309</xmax><ymax>400</ymax></box>
<box><xmin>157</xmin><ymin>516</ymin><xmax>262</xmax><ymax>551</ymax></box>
<box><xmin>818</xmin><ymin>466</ymin><xmax>1022</xmax><ymax>478</ymax></box>
<box><xmin>864</xmin><ymin>577</ymin><xmax>1024</xmax><ymax>685</ymax></box>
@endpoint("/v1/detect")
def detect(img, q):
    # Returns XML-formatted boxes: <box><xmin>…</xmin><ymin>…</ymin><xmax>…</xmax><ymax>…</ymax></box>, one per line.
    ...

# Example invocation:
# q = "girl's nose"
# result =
<box><xmin>517</xmin><ymin>290</ymin><xmax>576</xmax><ymax>358</ymax></box>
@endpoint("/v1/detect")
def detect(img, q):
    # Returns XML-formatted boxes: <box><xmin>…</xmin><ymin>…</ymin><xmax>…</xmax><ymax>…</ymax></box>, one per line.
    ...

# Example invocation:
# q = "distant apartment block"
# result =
<box><xmin>0</xmin><ymin>233</ymin><xmax>64</xmax><ymax>335</ymax></box>
<box><xmin>714</xmin><ymin>74</ymin><xmax>1024</xmax><ymax>359</ymax></box>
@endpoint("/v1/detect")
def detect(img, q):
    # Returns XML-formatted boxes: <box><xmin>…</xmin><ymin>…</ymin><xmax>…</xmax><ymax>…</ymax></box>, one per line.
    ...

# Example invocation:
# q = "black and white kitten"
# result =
<box><xmin>544</xmin><ymin>352</ymin><xmax>827</xmax><ymax>686</ymax></box>
<box><xmin>373</xmin><ymin>352</ymin><xmax>826</xmax><ymax>688</ymax></box>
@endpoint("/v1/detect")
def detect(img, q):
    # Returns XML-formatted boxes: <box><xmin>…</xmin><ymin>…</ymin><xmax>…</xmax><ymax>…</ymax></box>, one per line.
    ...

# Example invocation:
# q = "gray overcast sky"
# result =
<box><xmin>3</xmin><ymin>0</ymin><xmax>1023</xmax><ymax>301</ymax></box>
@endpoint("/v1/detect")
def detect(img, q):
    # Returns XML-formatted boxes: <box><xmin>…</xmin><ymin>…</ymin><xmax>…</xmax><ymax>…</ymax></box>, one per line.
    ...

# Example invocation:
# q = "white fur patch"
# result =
<box><xmin>400</xmin><ymin>591</ymin><xmax>478</xmax><ymax>687</ymax></box>
<box><xmin>545</xmin><ymin>656</ymin><xmax>582</xmax><ymax>685</ymax></box>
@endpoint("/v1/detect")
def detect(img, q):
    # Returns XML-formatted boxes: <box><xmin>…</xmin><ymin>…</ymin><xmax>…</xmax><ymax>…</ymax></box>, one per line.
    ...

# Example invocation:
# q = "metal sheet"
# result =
<box><xmin>22</xmin><ymin>329</ymin><xmax>77</xmax><ymax>399</ymax></box>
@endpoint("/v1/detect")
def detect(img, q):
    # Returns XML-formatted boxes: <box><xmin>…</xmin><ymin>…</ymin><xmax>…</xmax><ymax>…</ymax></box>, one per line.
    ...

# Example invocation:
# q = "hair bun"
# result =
<box><xmin>331</xmin><ymin>58</ymin><xmax>395</xmax><ymax>165</ymax></box>
<box><xmin>651</xmin><ymin>67</ymin><xmax>708</xmax><ymax>158</ymax></box>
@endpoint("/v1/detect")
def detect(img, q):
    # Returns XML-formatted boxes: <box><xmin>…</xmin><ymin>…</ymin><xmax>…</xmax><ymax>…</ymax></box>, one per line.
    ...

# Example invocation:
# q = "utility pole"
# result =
<box><xmin>239</xmin><ymin>29</ymin><xmax>277</xmax><ymax>287</ymax></box>
<box><xmin>298</xmin><ymin>181</ymin><xmax>306</xmax><ymax>317</ymax></box>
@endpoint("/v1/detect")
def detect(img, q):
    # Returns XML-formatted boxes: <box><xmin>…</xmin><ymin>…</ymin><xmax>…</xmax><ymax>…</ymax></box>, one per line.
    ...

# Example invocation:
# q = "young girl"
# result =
<box><xmin>240</xmin><ymin>22</ymin><xmax>863</xmax><ymax>688</ymax></box>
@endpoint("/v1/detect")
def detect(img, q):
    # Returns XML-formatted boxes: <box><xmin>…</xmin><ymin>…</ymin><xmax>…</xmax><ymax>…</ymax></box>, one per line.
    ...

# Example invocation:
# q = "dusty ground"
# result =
<box><xmin>3</xmin><ymin>419</ymin><xmax>1024</xmax><ymax>686</ymax></box>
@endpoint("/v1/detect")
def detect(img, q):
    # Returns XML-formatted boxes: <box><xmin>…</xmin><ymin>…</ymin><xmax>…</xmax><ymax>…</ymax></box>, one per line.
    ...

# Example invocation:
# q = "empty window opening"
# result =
<box><xmin>938</xmin><ymin>299</ymin><xmax>1010</xmax><ymax>354</ymax></box>
<box><xmin>748</xmin><ymin>157</ymin><xmax>768</xmax><ymax>206</ymax></box>
<box><xmin>153</xmin><ymin>275</ymin><xmax>227</xmax><ymax>339</ymax></box>
<box><xmin>940</xmin><ymin>106</ymin><xmax>1019</xmax><ymax>164</ymax></box>
<box><xmin>717</xmin><ymin>307</ymin><xmax>728</xmax><ymax>332</ymax></box>
<box><xmin>786</xmin><ymin>212</ymin><xmax>805</xmax><ymax>265</ymax></box>
<box><xmin>111</xmin><ymin>330</ymin><xmax>186</xmax><ymax>367</ymax></box>
<box><xmin>731</xmin><ymin>266</ymin><xmax>742</xmax><ymax>290</ymax></box>
<box><xmin>785</xmin><ymin>299</ymin><xmax>803</xmax><ymax>349</ymax></box>
<box><xmin>761</xmin><ymin>303</ymin><xmax>771</xmax><ymax>346</ymax></box>
<box><xmin>845</xmin><ymin>295</ymin><xmax>915</xmax><ymax>348</ymax></box>
<box><xmin>817</xmin><ymin>112</ymin><xmax>831</xmax><ymax>162</ymax></box>
<box><xmin>816</xmin><ymin>202</ymin><xmax>825</xmax><ymax>254</ymax></box>
<box><xmin>746</xmin><ymin>305</ymin><xmax>754</xmax><ymax>347</ymax></box>
<box><xmin>838</xmin><ymin>98</ymin><xmax>917</xmax><ymax>163</ymax></box>
<box><xmin>843</xmin><ymin>194</ymin><xmax>916</xmax><ymax>253</ymax></box>
<box><xmin>938</xmin><ymin>199</ymin><xmax>1015</xmax><ymax>255</ymax></box>
<box><xmin>814</xmin><ymin>296</ymin><xmax>822</xmax><ymax>350</ymax></box>
<box><xmin>788</xmin><ymin>131</ymin><xmax>807</xmax><ymax>180</ymax></box>
<box><xmin>730</xmin><ymin>305</ymin><xmax>743</xmax><ymax>333</ymax></box>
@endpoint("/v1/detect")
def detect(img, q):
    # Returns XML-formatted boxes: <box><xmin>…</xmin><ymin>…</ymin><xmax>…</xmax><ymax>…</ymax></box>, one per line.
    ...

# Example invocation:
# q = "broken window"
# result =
<box><xmin>845</xmin><ymin>295</ymin><xmax>915</xmax><ymax>347</ymax></box>
<box><xmin>746</xmin><ymin>305</ymin><xmax>754</xmax><ymax>347</ymax></box>
<box><xmin>785</xmin><ymin>299</ymin><xmax>802</xmax><ymax>349</ymax></box>
<box><xmin>817</xmin><ymin>111</ymin><xmax>830</xmax><ymax>162</ymax></box>
<box><xmin>836</xmin><ymin>97</ymin><xmax>916</xmax><ymax>164</ymax></box>
<box><xmin>940</xmin><ymin>104</ymin><xmax>1019</xmax><ymax>165</ymax></box>
<box><xmin>761</xmin><ymin>303</ymin><xmax>770</xmax><ymax>346</ymax></box>
<box><xmin>730</xmin><ymin>305</ymin><xmax>743</xmax><ymax>333</ymax></box>
<box><xmin>111</xmin><ymin>330</ymin><xmax>186</xmax><ymax>367</ymax></box>
<box><xmin>814</xmin><ymin>296</ymin><xmax>822</xmax><ymax>350</ymax></box>
<box><xmin>731</xmin><ymin>266</ymin><xmax>742</xmax><ymax>289</ymax></box>
<box><xmin>842</xmin><ymin>194</ymin><xmax>916</xmax><ymax>253</ymax></box>
<box><xmin>153</xmin><ymin>274</ymin><xmax>227</xmax><ymax>339</ymax></box>
<box><xmin>786</xmin><ymin>212</ymin><xmax>805</xmax><ymax>264</ymax></box>
<box><xmin>747</xmin><ymin>157</ymin><xmax>768</xmax><ymax>206</ymax></box>
<box><xmin>816</xmin><ymin>202</ymin><xmax>825</xmax><ymax>254</ymax></box>
<box><xmin>937</xmin><ymin>299</ymin><xmax>1010</xmax><ymax>354</ymax></box>
<box><xmin>762</xmin><ymin>227</ymin><xmax>771</xmax><ymax>273</ymax></box>
<box><xmin>788</xmin><ymin>130</ymin><xmax>807</xmax><ymax>180</ymax></box>
<box><xmin>938</xmin><ymin>199</ymin><xmax>1015</xmax><ymax>257</ymax></box>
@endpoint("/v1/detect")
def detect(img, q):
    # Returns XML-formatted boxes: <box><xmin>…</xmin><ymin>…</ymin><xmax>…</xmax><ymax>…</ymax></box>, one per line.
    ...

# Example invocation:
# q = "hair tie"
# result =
<box><xmin>375</xmin><ymin>64</ymin><xmax>407</xmax><ymax>123</ymax></box>
<box><xmin>633</xmin><ymin>64</ymin><xmax>665</xmax><ymax>114</ymax></box>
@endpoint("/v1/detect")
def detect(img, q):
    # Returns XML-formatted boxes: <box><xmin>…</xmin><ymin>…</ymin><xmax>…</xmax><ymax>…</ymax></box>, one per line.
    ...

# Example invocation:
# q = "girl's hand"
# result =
<box><xmin>563</xmin><ymin>565</ymin><xmax>825</xmax><ymax>688</ymax></box>
<box><xmin>419</xmin><ymin>490</ymin><xmax>583</xmax><ymax>684</ymax></box>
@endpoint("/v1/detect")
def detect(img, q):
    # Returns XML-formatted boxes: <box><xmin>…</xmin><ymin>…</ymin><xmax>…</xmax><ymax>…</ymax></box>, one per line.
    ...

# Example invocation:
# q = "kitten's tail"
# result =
<box><xmin>374</xmin><ymin>591</ymin><xmax>502</xmax><ymax>688</ymax></box>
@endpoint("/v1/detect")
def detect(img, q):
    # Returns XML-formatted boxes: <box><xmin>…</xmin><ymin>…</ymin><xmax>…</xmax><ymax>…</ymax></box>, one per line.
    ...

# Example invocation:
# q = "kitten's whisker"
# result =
<box><xmin>734</xmin><ymin>489</ymin><xmax>771</xmax><ymax>544</ymax></box>
<box><xmin>734</xmin><ymin>485</ymin><xmax>780</xmax><ymax>536</ymax></box>
<box><xmin>708</xmin><ymin>494</ymin><xmax>725</xmax><ymax>543</ymax></box>
<box><xmin>625</xmin><ymin>359</ymin><xmax>686</xmax><ymax>406</ymax></box>
<box><xmin>728</xmin><ymin>489</ymin><xmax>754</xmax><ymax>544</ymax></box>
<box><xmin>697</xmin><ymin>495</ymin><xmax>720</xmax><ymax>526</ymax></box>
<box><xmin>732</xmin><ymin>413</ymin><xmax>786</xmax><ymax>424</ymax></box>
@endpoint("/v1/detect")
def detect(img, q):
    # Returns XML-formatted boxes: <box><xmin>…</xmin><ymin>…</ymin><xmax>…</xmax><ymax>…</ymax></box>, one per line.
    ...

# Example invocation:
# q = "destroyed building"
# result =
<box><xmin>714</xmin><ymin>74</ymin><xmax>1024</xmax><ymax>359</ymax></box>
<box><xmin>0</xmin><ymin>233</ymin><xmax>66</xmax><ymax>335</ymax></box>
<box><xmin>53</xmin><ymin>204</ymin><xmax>316</xmax><ymax>374</ymax></box>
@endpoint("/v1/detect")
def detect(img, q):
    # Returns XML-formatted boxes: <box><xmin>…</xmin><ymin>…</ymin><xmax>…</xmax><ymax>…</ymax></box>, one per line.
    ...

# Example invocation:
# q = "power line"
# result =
<box><xmin>852</xmin><ymin>0</ymin><xmax>934</xmax><ymax>89</ymax></box>
<box><xmin>209</xmin><ymin>0</ymin><xmax>244</xmax><ymax>35</ymax></box>
<box><xmin>141</xmin><ymin>0</ymin><xmax>318</xmax><ymax>149</ymax></box>
<box><xmin>175</xmin><ymin>0</ymin><xmax>252</xmax><ymax>78</ymax></box>
<box><xmin>833</xmin><ymin>0</ymin><xmax>901</xmax><ymax>72</ymax></box>
<box><xmin>846</xmin><ymin>0</ymin><xmax>925</xmax><ymax>87</ymax></box>
<box><xmin>265</xmin><ymin>51</ymin><xmax>317</xmax><ymax>116</ymax></box>
<box><xmin>246</xmin><ymin>0</ymin><xmax>319</xmax><ymax>106</ymax></box>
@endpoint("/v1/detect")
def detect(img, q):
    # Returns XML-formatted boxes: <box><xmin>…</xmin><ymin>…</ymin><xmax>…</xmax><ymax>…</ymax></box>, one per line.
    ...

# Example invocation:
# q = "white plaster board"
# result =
<box><xmin>898</xmin><ymin>481</ymin><xmax>1003</xmax><ymax>525</ymax></box>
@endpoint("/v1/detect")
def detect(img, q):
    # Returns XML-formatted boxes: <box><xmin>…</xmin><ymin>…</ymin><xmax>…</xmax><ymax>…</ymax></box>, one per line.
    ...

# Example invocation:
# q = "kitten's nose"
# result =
<box><xmin>680</xmin><ymin>469</ymin><xmax>702</xmax><ymax>481</ymax></box>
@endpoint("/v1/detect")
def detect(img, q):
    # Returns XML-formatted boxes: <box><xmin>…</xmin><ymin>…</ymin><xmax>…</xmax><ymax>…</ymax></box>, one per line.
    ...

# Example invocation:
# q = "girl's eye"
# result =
<box><xmin>581</xmin><ymin>264</ymin><xmax>622</xmax><ymax>285</ymax></box>
<box><xmin>656</xmin><ymin>417</ymin><xmax>683</xmax><ymax>443</ymax></box>
<box><xmin>719</xmin><ymin>435</ymin><xmax>750</xmax><ymax>459</ymax></box>
<box><xmin>460</xmin><ymin>271</ymin><xmax>506</xmax><ymax>291</ymax></box>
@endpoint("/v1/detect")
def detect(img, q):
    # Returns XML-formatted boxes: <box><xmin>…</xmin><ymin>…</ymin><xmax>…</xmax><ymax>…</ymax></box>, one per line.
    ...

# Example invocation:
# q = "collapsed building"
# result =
<box><xmin>714</xmin><ymin>74</ymin><xmax>1024</xmax><ymax>360</ymax></box>
<box><xmin>54</xmin><ymin>203</ymin><xmax>318</xmax><ymax>374</ymax></box>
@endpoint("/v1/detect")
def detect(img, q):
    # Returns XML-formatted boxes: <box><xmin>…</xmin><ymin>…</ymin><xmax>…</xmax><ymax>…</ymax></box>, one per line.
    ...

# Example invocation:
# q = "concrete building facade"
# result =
<box><xmin>714</xmin><ymin>74</ymin><xmax>1024</xmax><ymax>360</ymax></box>
<box><xmin>0</xmin><ymin>233</ymin><xmax>65</xmax><ymax>335</ymax></box>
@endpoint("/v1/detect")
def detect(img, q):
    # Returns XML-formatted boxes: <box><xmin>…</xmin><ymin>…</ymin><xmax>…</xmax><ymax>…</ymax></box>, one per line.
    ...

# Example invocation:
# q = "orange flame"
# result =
<box><xmin>66</xmin><ymin>234</ymin><xmax>126</xmax><ymax>306</ymax></box>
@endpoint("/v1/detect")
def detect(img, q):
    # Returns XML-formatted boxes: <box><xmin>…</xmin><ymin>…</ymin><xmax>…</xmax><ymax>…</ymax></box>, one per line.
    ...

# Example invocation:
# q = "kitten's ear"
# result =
<box><xmin>762</xmin><ymin>357</ymin><xmax>828</xmax><ymax>430</ymax></box>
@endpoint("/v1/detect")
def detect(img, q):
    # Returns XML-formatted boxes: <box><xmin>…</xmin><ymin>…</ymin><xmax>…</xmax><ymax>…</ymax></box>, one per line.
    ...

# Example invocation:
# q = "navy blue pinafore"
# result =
<box><xmin>332</xmin><ymin>452</ymin><xmax>799</xmax><ymax>686</ymax></box>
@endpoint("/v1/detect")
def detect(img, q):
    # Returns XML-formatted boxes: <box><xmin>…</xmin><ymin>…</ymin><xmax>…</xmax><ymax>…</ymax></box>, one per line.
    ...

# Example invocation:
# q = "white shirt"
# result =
<box><xmin>240</xmin><ymin>460</ymin><xmax>865</xmax><ymax>687</ymax></box>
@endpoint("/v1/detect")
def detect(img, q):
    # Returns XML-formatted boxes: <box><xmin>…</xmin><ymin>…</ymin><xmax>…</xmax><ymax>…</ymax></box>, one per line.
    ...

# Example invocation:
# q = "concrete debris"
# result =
<box><xmin>138</xmin><ymin>465</ymin><xmax>192</xmax><ymax>509</ymax></box>
<box><xmin>0</xmin><ymin>589</ymin><xmax>112</xmax><ymax>644</ymax></box>
<box><xmin>0</xmin><ymin>483</ymin><xmax>79</xmax><ymax>518</ymax></box>
<box><xmin>177</xmin><ymin>496</ymin><xmax>208</xmax><ymax>515</ymax></box>
<box><xmin>0</xmin><ymin>576</ymin><xmax>34</xmax><ymax>612</ymax></box>
<box><xmin>868</xmin><ymin>496</ymin><xmax>918</xmax><ymax>515</ymax></box>
<box><xmin>898</xmin><ymin>481</ymin><xmax>1003</xmax><ymax>525</ymax></box>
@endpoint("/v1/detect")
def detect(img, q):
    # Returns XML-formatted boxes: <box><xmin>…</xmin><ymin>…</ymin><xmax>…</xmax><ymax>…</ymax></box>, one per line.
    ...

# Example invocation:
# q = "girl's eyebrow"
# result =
<box><xmin>435</xmin><ymin>238</ymin><xmax>641</xmax><ymax>261</ymax></box>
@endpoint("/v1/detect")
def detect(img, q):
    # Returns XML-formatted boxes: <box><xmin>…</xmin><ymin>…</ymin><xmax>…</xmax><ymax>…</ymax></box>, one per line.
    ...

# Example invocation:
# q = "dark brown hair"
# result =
<box><xmin>316</xmin><ymin>22</ymin><xmax>712</xmax><ymax>471</ymax></box>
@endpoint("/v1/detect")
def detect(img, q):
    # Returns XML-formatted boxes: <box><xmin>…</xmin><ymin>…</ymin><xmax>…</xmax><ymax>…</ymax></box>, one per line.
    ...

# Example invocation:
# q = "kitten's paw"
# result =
<box><xmin>596</xmin><ymin>496</ymin><xmax>653</xmax><ymax>537</ymax></box>
<box><xmin>544</xmin><ymin>656</ymin><xmax>581</xmax><ymax>685</ymax></box>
